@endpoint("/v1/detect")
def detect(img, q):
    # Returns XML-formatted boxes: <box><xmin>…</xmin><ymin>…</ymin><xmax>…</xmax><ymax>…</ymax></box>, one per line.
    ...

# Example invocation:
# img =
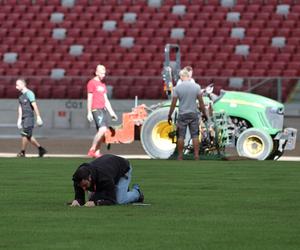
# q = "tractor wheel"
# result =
<box><xmin>236</xmin><ymin>128</ymin><xmax>273</xmax><ymax>160</ymax></box>
<box><xmin>141</xmin><ymin>108</ymin><xmax>176</xmax><ymax>159</ymax></box>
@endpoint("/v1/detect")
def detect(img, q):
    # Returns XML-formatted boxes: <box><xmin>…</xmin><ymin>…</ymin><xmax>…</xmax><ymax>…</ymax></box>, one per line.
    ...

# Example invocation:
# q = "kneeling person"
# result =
<box><xmin>70</xmin><ymin>154</ymin><xmax>144</xmax><ymax>207</ymax></box>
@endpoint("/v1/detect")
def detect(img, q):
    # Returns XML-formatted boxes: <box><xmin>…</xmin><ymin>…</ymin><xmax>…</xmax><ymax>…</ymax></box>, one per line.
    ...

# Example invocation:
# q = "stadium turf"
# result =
<box><xmin>0</xmin><ymin>158</ymin><xmax>299</xmax><ymax>250</ymax></box>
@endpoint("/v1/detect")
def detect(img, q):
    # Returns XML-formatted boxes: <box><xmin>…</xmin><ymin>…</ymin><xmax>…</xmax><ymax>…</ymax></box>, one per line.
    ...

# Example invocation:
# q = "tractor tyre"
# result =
<box><xmin>141</xmin><ymin>107</ymin><xmax>176</xmax><ymax>159</ymax></box>
<box><xmin>236</xmin><ymin>128</ymin><xmax>273</xmax><ymax>160</ymax></box>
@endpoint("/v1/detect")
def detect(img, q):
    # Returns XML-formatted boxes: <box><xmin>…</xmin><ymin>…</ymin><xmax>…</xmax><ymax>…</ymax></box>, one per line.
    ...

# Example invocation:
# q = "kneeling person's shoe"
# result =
<box><xmin>133</xmin><ymin>184</ymin><xmax>144</xmax><ymax>203</ymax></box>
<box><xmin>38</xmin><ymin>147</ymin><xmax>47</xmax><ymax>157</ymax></box>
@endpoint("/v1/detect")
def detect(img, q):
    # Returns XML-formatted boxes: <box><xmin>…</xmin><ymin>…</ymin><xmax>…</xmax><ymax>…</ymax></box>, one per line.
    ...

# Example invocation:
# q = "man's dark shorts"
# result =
<box><xmin>177</xmin><ymin>112</ymin><xmax>199</xmax><ymax>139</ymax></box>
<box><xmin>21</xmin><ymin>116</ymin><xmax>34</xmax><ymax>138</ymax></box>
<box><xmin>92</xmin><ymin>109</ymin><xmax>108</xmax><ymax>130</ymax></box>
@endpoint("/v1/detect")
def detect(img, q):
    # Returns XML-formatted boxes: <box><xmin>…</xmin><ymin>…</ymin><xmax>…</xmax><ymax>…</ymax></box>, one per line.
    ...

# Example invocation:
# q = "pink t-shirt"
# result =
<box><xmin>87</xmin><ymin>79</ymin><xmax>107</xmax><ymax>109</ymax></box>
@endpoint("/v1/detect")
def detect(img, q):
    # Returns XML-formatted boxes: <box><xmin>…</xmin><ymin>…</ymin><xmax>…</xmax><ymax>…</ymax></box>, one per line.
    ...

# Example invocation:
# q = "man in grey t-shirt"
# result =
<box><xmin>168</xmin><ymin>69</ymin><xmax>207</xmax><ymax>160</ymax></box>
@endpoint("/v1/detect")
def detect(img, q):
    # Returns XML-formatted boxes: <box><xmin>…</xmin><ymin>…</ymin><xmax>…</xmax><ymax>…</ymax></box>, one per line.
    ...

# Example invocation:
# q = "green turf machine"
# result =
<box><xmin>140</xmin><ymin>44</ymin><xmax>297</xmax><ymax>160</ymax></box>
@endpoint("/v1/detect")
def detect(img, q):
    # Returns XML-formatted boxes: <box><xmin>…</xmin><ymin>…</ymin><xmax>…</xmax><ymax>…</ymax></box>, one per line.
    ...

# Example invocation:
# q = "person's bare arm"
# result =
<box><xmin>168</xmin><ymin>96</ymin><xmax>178</xmax><ymax>124</ymax></box>
<box><xmin>87</xmin><ymin>93</ymin><xmax>93</xmax><ymax>114</ymax></box>
<box><xmin>87</xmin><ymin>93</ymin><xmax>93</xmax><ymax>122</ymax></box>
<box><xmin>104</xmin><ymin>94</ymin><xmax>117</xmax><ymax>120</ymax></box>
<box><xmin>17</xmin><ymin>105</ymin><xmax>22</xmax><ymax>129</ymax></box>
<box><xmin>32</xmin><ymin>101</ymin><xmax>43</xmax><ymax>126</ymax></box>
<box><xmin>31</xmin><ymin>102</ymin><xmax>41</xmax><ymax>117</ymax></box>
<box><xmin>17</xmin><ymin>105</ymin><xmax>22</xmax><ymax>120</ymax></box>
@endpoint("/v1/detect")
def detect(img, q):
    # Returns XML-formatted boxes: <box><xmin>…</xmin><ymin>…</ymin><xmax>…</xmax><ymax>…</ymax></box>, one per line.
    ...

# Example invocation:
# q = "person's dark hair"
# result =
<box><xmin>72</xmin><ymin>164</ymin><xmax>91</xmax><ymax>184</ymax></box>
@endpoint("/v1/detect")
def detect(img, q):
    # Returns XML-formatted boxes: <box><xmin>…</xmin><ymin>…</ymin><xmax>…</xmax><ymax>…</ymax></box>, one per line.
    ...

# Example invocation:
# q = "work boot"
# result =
<box><xmin>38</xmin><ymin>147</ymin><xmax>47</xmax><ymax>157</ymax></box>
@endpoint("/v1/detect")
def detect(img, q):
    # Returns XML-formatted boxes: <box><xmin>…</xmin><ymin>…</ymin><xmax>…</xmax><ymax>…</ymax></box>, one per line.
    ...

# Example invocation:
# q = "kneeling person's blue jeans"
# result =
<box><xmin>116</xmin><ymin>167</ymin><xmax>140</xmax><ymax>204</ymax></box>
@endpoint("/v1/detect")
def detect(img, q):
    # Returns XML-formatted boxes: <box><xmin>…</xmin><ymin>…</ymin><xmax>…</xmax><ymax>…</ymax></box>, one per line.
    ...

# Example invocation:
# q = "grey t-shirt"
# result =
<box><xmin>173</xmin><ymin>80</ymin><xmax>201</xmax><ymax>115</ymax></box>
<box><xmin>19</xmin><ymin>89</ymin><xmax>36</xmax><ymax>118</ymax></box>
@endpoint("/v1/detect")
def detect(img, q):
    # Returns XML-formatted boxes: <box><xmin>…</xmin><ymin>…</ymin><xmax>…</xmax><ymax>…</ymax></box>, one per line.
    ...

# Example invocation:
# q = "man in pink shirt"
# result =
<box><xmin>87</xmin><ymin>64</ymin><xmax>117</xmax><ymax>158</ymax></box>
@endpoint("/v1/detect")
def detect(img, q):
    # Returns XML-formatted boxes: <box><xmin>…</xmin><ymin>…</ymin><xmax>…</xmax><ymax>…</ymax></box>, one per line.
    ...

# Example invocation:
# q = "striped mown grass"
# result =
<box><xmin>0</xmin><ymin>158</ymin><xmax>299</xmax><ymax>250</ymax></box>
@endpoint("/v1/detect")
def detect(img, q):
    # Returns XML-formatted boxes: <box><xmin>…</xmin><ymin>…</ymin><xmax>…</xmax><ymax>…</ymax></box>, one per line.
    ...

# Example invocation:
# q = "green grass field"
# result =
<box><xmin>0</xmin><ymin>158</ymin><xmax>299</xmax><ymax>250</ymax></box>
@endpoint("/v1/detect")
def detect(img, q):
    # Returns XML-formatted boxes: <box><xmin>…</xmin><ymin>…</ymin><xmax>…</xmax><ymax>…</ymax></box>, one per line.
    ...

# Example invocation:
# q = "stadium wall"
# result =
<box><xmin>0</xmin><ymin>99</ymin><xmax>161</xmax><ymax>129</ymax></box>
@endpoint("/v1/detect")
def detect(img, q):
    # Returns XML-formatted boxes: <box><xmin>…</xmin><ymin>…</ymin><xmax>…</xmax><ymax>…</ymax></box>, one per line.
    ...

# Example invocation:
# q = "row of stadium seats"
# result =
<box><xmin>0</xmin><ymin>76</ymin><xmax>294</xmax><ymax>101</ymax></box>
<box><xmin>1</xmin><ymin>63</ymin><xmax>299</xmax><ymax>78</ymax></box>
<box><xmin>0</xmin><ymin>81</ymin><xmax>164</xmax><ymax>99</ymax></box>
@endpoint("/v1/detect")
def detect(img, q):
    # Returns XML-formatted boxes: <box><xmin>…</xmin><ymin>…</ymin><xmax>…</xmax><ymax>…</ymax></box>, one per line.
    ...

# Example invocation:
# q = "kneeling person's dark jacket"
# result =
<box><xmin>72</xmin><ymin>154</ymin><xmax>130</xmax><ymax>206</ymax></box>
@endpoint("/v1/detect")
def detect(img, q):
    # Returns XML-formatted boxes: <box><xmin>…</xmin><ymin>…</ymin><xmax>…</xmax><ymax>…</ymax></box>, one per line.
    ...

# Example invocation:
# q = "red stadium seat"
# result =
<box><xmin>268</xmin><ymin>69</ymin><xmax>282</xmax><ymax>77</ymax></box>
<box><xmin>226</xmin><ymin>61</ymin><xmax>240</xmax><ymax>70</ymax></box>
<box><xmin>287</xmin><ymin>13</ymin><xmax>299</xmax><ymax>22</ymax></box>
<box><xmin>235</xmin><ymin>69</ymin><xmax>250</xmax><ymax>77</ymax></box>
<box><xmin>113</xmin><ymin>85</ymin><xmax>129</xmax><ymax>99</ymax></box>
<box><xmin>282</xmin><ymin>20</ymin><xmax>296</xmax><ymax>29</ymax></box>
<box><xmin>37</xmin><ymin>85</ymin><xmax>52</xmax><ymax>99</ymax></box>
<box><xmin>240</xmin><ymin>61</ymin><xmax>255</xmax><ymax>70</ymax></box>
<box><xmin>196</xmin><ymin>37</ymin><xmax>210</xmax><ymax>45</ymax></box>
<box><xmin>200</xmin><ymin>28</ymin><xmax>215</xmax><ymax>37</ymax></box>
<box><xmin>276</xmin><ymin>28</ymin><xmax>291</xmax><ymax>37</ymax></box>
<box><xmin>242</xmin><ymin>37</ymin><xmax>256</xmax><ymax>45</ymax></box>
<box><xmin>287</xmin><ymin>61</ymin><xmax>299</xmax><ymax>71</ymax></box>
<box><xmin>215</xmin><ymin>53</ymin><xmax>229</xmax><ymax>61</ymax></box>
<box><xmin>242</xmin><ymin>12</ymin><xmax>256</xmax><ymax>21</ymax></box>
<box><xmin>263</xmin><ymin>28</ymin><xmax>275</xmax><ymax>37</ymax></box>
<box><xmin>256</xmin><ymin>37</ymin><xmax>270</xmax><ymax>46</ymax></box>
<box><xmin>220</xmin><ymin>69</ymin><xmax>235</xmax><ymax>77</ymax></box>
<box><xmin>261</xmin><ymin>5</ymin><xmax>275</xmax><ymax>13</ymax></box>
<box><xmin>52</xmin><ymin>85</ymin><xmax>67</xmax><ymax>99</ymax></box>
<box><xmin>5</xmin><ymin>86</ymin><xmax>18</xmax><ymax>98</ymax></box>
<box><xmin>188</xmin><ymin>5</ymin><xmax>201</xmax><ymax>13</ymax></box>
<box><xmin>135</xmin><ymin>78</ymin><xmax>149</xmax><ymax>86</ymax></box>
<box><xmin>190</xmin><ymin>20</ymin><xmax>206</xmax><ymax>29</ymax></box>
<box><xmin>209</xmin><ymin>61</ymin><xmax>224</xmax><ymax>70</ymax></box>
<box><xmin>203</xmin><ymin>69</ymin><xmax>219</xmax><ymax>77</ymax></box>
<box><xmin>155</xmin><ymin>28</ymin><xmax>170</xmax><ymax>37</ymax></box>
<box><xmin>128</xmin><ymin>5</ymin><xmax>143</xmax><ymax>13</ymax></box>
<box><xmin>251</xmin><ymin>69</ymin><xmax>266</xmax><ymax>77</ymax></box>
<box><xmin>21</xmin><ymin>68</ymin><xmax>36</xmax><ymax>76</ymax></box>
<box><xmin>219</xmin><ymin>45</ymin><xmax>234</xmax><ymax>53</ymax></box>
<box><xmin>6</xmin><ymin>68</ymin><xmax>21</xmax><ymax>76</ymax></box>
<box><xmin>283</xmin><ymin>69</ymin><xmax>298</xmax><ymax>77</ymax></box>
<box><xmin>128</xmin><ymin>86</ymin><xmax>145</xmax><ymax>99</ymax></box>
<box><xmin>0</xmin><ymin>84</ymin><xmax>6</xmax><ymax>98</ymax></box>
<box><xmin>127</xmin><ymin>69</ymin><xmax>142</xmax><ymax>76</ymax></box>
<box><xmin>271</xmin><ymin>62</ymin><xmax>286</xmax><ymax>70</ymax></box>
<box><xmin>205</xmin><ymin>45</ymin><xmax>219</xmax><ymax>53</ymax></box>
<box><xmin>251</xmin><ymin>45</ymin><xmax>266</xmax><ymax>54</ymax></box>
<box><xmin>215</xmin><ymin>28</ymin><xmax>230</xmax><ymax>37</ymax></box>
<box><xmin>255</xmin><ymin>61</ymin><xmax>270</xmax><ymax>70</ymax></box>
<box><xmin>263</xmin><ymin>53</ymin><xmax>276</xmax><ymax>62</ymax></box>
<box><xmin>197</xmin><ymin>61</ymin><xmax>209</xmax><ymax>70</ymax></box>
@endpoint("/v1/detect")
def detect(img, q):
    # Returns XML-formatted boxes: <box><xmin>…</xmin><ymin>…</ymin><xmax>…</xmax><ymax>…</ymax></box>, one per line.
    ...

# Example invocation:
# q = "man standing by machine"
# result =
<box><xmin>168</xmin><ymin>69</ymin><xmax>207</xmax><ymax>160</ymax></box>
